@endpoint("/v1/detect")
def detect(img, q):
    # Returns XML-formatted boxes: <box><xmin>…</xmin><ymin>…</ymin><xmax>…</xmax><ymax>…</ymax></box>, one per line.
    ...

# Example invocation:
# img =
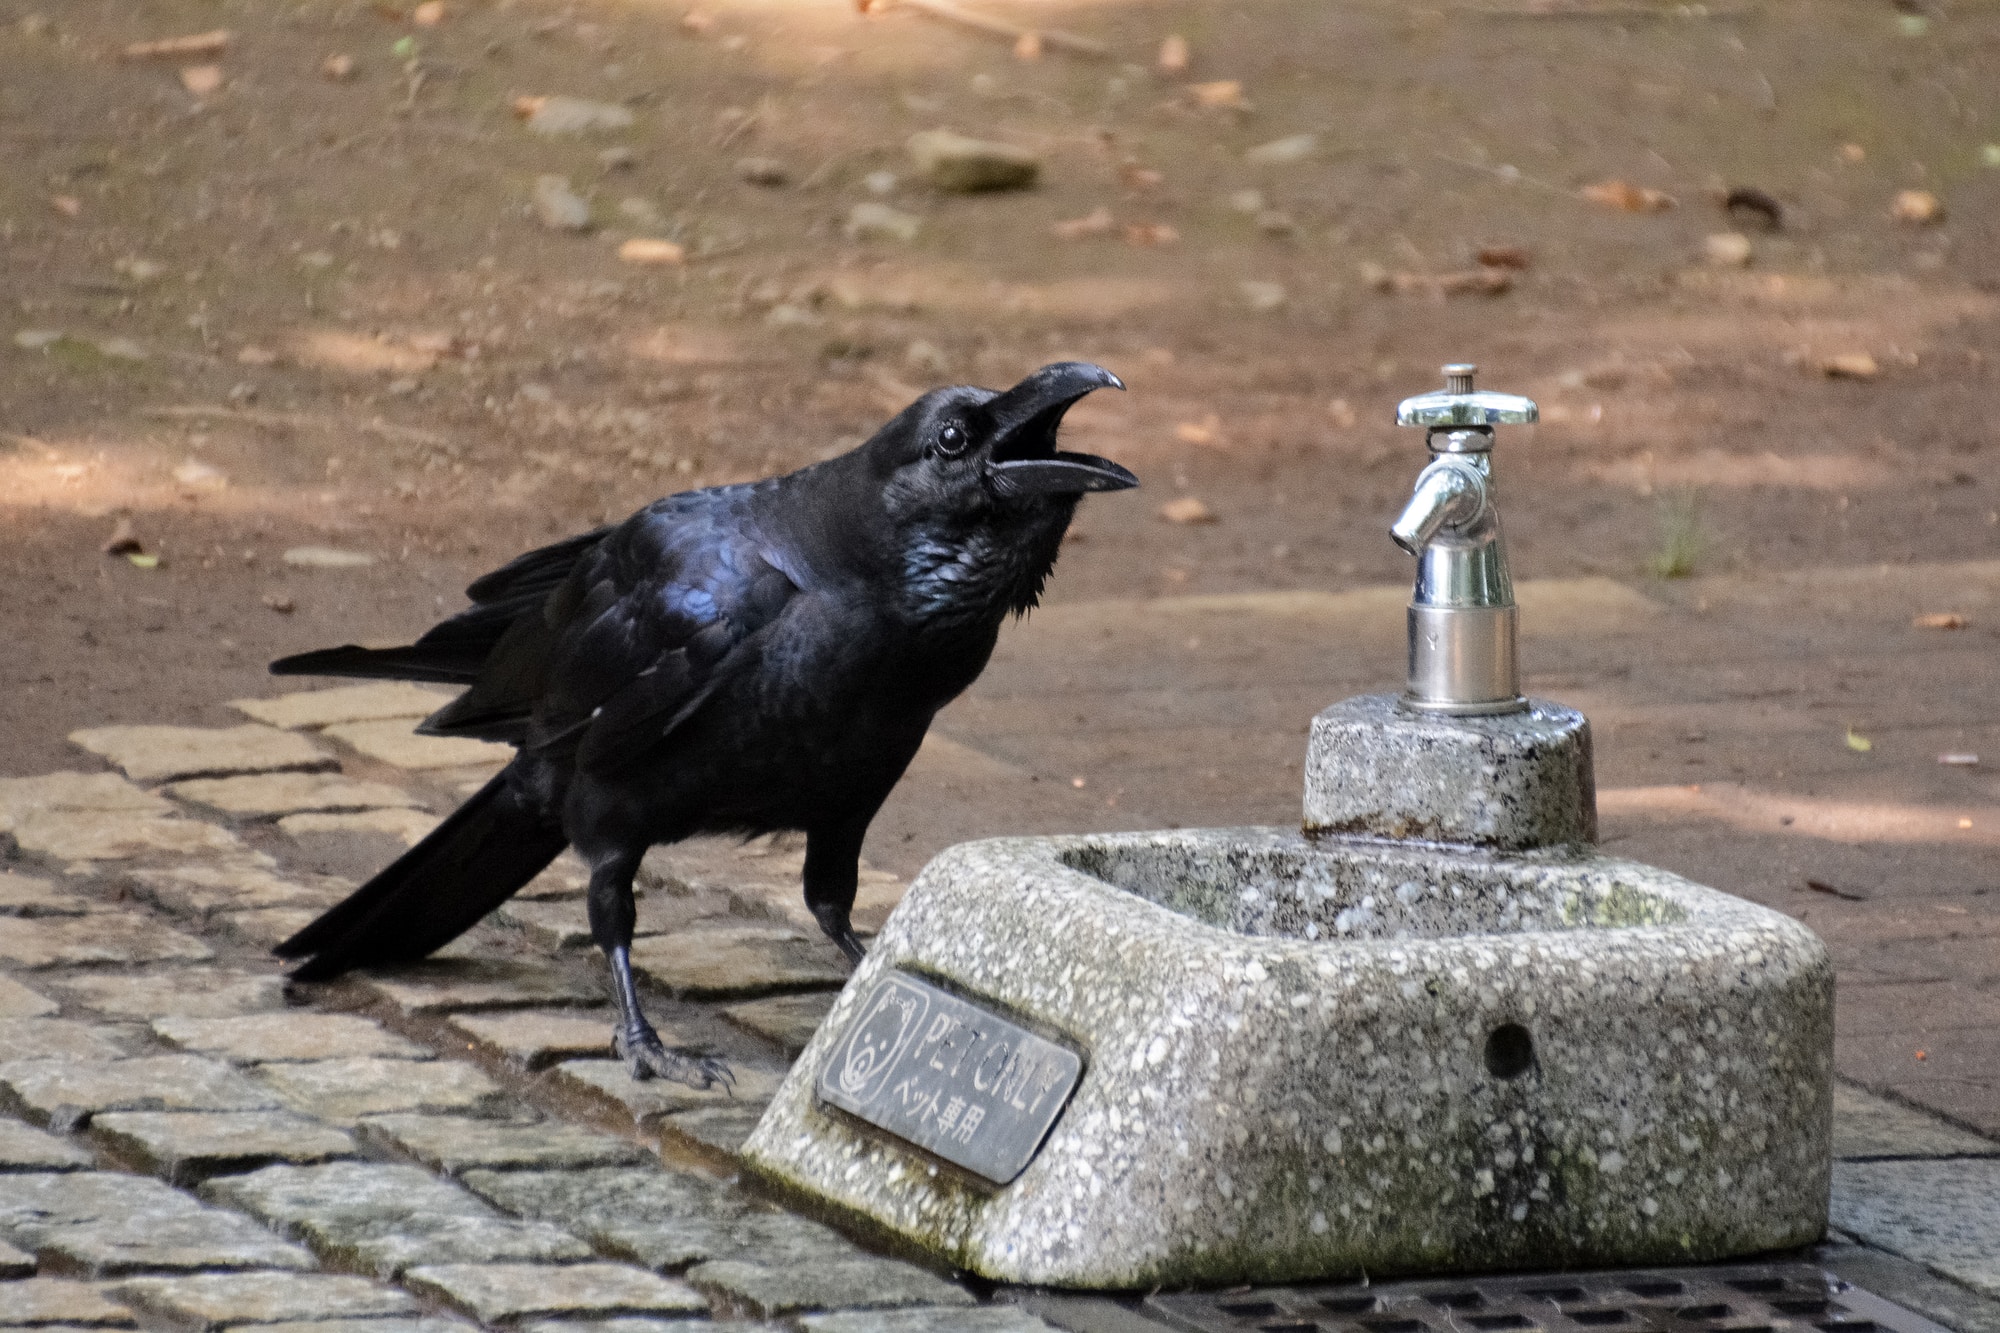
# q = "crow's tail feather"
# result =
<box><xmin>269</xmin><ymin>643</ymin><xmax>483</xmax><ymax>685</ymax></box>
<box><xmin>276</xmin><ymin>769</ymin><xmax>567</xmax><ymax>980</ymax></box>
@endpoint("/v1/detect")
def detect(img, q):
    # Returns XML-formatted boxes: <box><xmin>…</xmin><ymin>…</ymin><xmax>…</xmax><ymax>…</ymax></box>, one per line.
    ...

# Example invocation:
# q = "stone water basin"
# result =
<box><xmin>745</xmin><ymin>827</ymin><xmax>1833</xmax><ymax>1289</ymax></box>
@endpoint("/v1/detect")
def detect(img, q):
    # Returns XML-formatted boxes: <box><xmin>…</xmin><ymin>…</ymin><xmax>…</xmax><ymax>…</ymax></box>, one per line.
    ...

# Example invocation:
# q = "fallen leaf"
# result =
<box><xmin>1476</xmin><ymin>245</ymin><xmax>1530</xmax><ymax>270</ymax></box>
<box><xmin>261</xmin><ymin>592</ymin><xmax>296</xmax><ymax>614</ymax></box>
<box><xmin>283</xmin><ymin>546</ymin><xmax>375</xmax><ymax>568</ymax></box>
<box><xmin>1157</xmin><ymin>33</ymin><xmax>1189</xmax><ymax>73</ymax></box>
<box><xmin>121</xmin><ymin>29</ymin><xmax>230</xmax><ymax>60</ymax></box>
<box><xmin>1159</xmin><ymin>496</ymin><xmax>1216</xmax><ymax>525</ymax></box>
<box><xmin>125</xmin><ymin>552</ymin><xmax>160</xmax><ymax>569</ymax></box>
<box><xmin>1822</xmin><ymin>352</ymin><xmax>1878</xmax><ymax>379</ymax></box>
<box><xmin>1939</xmin><ymin>753</ymin><xmax>1979</xmax><ymax>766</ymax></box>
<box><xmin>1123</xmin><ymin>222</ymin><xmax>1178</xmax><ymax>247</ymax></box>
<box><xmin>1804</xmin><ymin>877</ymin><xmax>1869</xmax><ymax>901</ymax></box>
<box><xmin>1174</xmin><ymin>415</ymin><xmax>1223</xmax><ymax>447</ymax></box>
<box><xmin>1891</xmin><ymin>189</ymin><xmax>1944</xmax><ymax>224</ymax></box>
<box><xmin>1845</xmin><ymin>728</ymin><xmax>1872</xmax><ymax>753</ymax></box>
<box><xmin>618</xmin><ymin>238</ymin><xmax>686</xmax><ymax>266</ymax></box>
<box><xmin>1186</xmin><ymin>80</ymin><xmax>1249</xmax><ymax>112</ymax></box>
<box><xmin>180</xmin><ymin>64</ymin><xmax>224</xmax><ymax>97</ymax></box>
<box><xmin>411</xmin><ymin>0</ymin><xmax>446</xmax><ymax>25</ymax></box>
<box><xmin>1913</xmin><ymin>612</ymin><xmax>1966</xmax><ymax>629</ymax></box>
<box><xmin>321</xmin><ymin>53</ymin><xmax>356</xmax><ymax>81</ymax></box>
<box><xmin>1704</xmin><ymin>232</ymin><xmax>1753</xmax><ymax>267</ymax></box>
<box><xmin>1580</xmin><ymin>179</ymin><xmax>1677</xmax><ymax>213</ymax></box>
<box><xmin>1051</xmin><ymin>207</ymin><xmax>1114</xmax><ymax>239</ymax></box>
<box><xmin>1914</xmin><ymin>1049</ymin><xmax>1927</xmax><ymax>1061</ymax></box>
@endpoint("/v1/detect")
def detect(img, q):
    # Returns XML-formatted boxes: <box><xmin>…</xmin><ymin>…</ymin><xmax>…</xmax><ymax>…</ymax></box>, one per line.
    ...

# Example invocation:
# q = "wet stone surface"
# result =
<box><xmin>722</xmin><ymin>992</ymin><xmax>835</xmax><ymax>1057</ymax></box>
<box><xmin>402</xmin><ymin>1262</ymin><xmax>708</xmax><ymax>1323</ymax></box>
<box><xmin>1832</xmin><ymin>1159</ymin><xmax>2000</xmax><ymax>1298</ymax></box>
<box><xmin>446</xmin><ymin>1009</ymin><xmax>615</xmax><ymax>1070</ymax></box>
<box><xmin>0</xmin><ymin>915</ymin><xmax>215</xmax><ymax>970</ymax></box>
<box><xmin>629</xmin><ymin>926</ymin><xmax>848</xmax><ymax>999</ymax></box>
<box><xmin>551</xmin><ymin>1059</ymin><xmax>782</xmax><ymax>1125</ymax></box>
<box><xmin>0</xmin><ymin>1019</ymin><xmax>141</xmax><ymax>1062</ymax></box>
<box><xmin>230</xmin><ymin>683</ymin><xmax>456</xmax><ymax>731</ymax></box>
<box><xmin>354</xmin><ymin>1114</ymin><xmax>651</xmax><ymax>1176</ymax></box>
<box><xmin>0</xmin><ymin>1275</ymin><xmax>140</xmax><ymax>1326</ymax></box>
<box><xmin>0</xmin><ymin>1171</ymin><xmax>317</xmax><ymax>1276</ymax></box>
<box><xmin>89</xmin><ymin>1111</ymin><xmax>357</xmax><ymax>1185</ymax></box>
<box><xmin>358</xmin><ymin>960</ymin><xmax>603</xmax><ymax>1014</ymax></box>
<box><xmin>46</xmin><ymin>970</ymin><xmax>286</xmax><ymax>1019</ymax></box>
<box><xmin>688</xmin><ymin>1256</ymin><xmax>977</xmax><ymax>1318</ymax></box>
<box><xmin>799</xmin><ymin>1310</ymin><xmax>1060</xmax><ymax>1333</ymax></box>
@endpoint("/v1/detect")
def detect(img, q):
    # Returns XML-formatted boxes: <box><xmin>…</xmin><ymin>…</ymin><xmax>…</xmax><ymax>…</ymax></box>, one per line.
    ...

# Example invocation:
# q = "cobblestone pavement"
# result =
<box><xmin>2</xmin><ymin>562</ymin><xmax>1998</xmax><ymax>1330</ymax></box>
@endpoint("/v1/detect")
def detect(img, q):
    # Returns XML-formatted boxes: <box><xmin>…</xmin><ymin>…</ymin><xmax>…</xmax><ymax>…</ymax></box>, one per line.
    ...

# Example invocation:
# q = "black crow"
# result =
<box><xmin>268</xmin><ymin>362</ymin><xmax>1135</xmax><ymax>1086</ymax></box>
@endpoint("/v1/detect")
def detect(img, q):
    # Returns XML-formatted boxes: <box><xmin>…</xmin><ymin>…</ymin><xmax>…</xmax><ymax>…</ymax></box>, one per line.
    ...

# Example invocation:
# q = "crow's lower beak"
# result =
<box><xmin>982</xmin><ymin>362</ymin><xmax>1139</xmax><ymax>498</ymax></box>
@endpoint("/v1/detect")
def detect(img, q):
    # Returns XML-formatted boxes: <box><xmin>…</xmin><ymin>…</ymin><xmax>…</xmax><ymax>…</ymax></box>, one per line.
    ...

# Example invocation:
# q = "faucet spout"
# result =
<box><xmin>1390</xmin><ymin>457</ymin><xmax>1485</xmax><ymax>557</ymax></box>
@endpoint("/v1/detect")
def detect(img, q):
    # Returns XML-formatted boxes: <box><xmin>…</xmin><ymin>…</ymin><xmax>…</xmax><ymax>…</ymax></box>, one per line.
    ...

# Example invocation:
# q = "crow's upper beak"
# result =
<box><xmin>982</xmin><ymin>361</ymin><xmax>1138</xmax><ymax>498</ymax></box>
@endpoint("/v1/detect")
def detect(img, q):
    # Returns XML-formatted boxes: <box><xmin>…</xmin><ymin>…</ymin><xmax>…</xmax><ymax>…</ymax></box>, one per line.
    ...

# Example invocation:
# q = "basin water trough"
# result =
<box><xmin>743</xmin><ymin>367</ymin><xmax>1834</xmax><ymax>1289</ymax></box>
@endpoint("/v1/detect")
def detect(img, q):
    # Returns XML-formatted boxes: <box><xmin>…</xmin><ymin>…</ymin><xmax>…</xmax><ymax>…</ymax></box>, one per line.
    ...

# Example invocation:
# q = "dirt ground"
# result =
<box><xmin>2</xmin><ymin>0</ymin><xmax>1998</xmax><ymax>774</ymax></box>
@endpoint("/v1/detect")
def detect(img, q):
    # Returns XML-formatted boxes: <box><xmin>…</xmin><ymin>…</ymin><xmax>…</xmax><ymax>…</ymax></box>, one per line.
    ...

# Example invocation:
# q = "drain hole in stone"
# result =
<box><xmin>1525</xmin><ymin>1288</ymin><xmax>1588</xmax><ymax>1304</ymax></box>
<box><xmin>1570</xmin><ymin>1311</ymin><xmax>1631</xmax><ymax>1326</ymax></box>
<box><xmin>1483</xmin><ymin>1023</ymin><xmax>1535</xmax><ymax>1079</ymax></box>
<box><xmin>1627</xmin><ymin>1283</ymin><xmax>1686</xmax><ymax>1299</ymax></box>
<box><xmin>1678</xmin><ymin>1306</ymin><xmax>1734</xmax><ymax>1321</ymax></box>
<box><xmin>1468</xmin><ymin>1315</ymin><xmax>1534</xmax><ymax>1330</ymax></box>
<box><xmin>1726</xmin><ymin>1280</ymin><xmax>1787</xmax><ymax>1295</ymax></box>
<box><xmin>1323</xmin><ymin>1297</ymin><xmax>1379</xmax><ymax>1314</ymax></box>
<box><xmin>1221</xmin><ymin>1301</ymin><xmax>1282</xmax><ymax>1318</ymax></box>
<box><xmin>1259</xmin><ymin>1322</ymin><xmax>1323</xmax><ymax>1333</ymax></box>
<box><xmin>1363</xmin><ymin>1319</ymin><xmax>1428</xmax><ymax>1333</ymax></box>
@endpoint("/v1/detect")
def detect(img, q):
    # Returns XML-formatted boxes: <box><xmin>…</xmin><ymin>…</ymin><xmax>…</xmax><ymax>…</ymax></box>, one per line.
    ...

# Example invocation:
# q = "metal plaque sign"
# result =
<box><xmin>816</xmin><ymin>970</ymin><xmax>1082</xmax><ymax>1186</ymax></box>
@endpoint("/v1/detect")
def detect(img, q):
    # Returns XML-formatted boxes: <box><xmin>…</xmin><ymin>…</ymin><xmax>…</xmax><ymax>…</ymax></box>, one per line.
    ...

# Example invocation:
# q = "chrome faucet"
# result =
<box><xmin>1390</xmin><ymin>364</ymin><xmax>1538</xmax><ymax>716</ymax></box>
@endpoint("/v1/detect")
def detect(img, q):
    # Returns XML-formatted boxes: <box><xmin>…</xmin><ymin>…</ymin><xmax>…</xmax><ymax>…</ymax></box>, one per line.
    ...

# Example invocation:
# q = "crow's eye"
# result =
<box><xmin>935</xmin><ymin>422</ymin><xmax>969</xmax><ymax>457</ymax></box>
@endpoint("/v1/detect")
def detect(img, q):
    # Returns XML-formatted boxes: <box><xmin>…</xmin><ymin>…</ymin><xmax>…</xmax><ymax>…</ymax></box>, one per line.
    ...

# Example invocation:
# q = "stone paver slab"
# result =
<box><xmin>524</xmin><ymin>1322</ymin><xmax>784</xmax><ymax>1333</ymax></box>
<box><xmin>278</xmin><ymin>809</ymin><xmax>440</xmax><ymax>848</ymax></box>
<box><xmin>68</xmin><ymin>725</ymin><xmax>335</xmax><ymax>783</ymax></box>
<box><xmin>0</xmin><ymin>973</ymin><xmax>58</xmax><ymax>1017</ymax></box>
<box><xmin>0</xmin><ymin>1055</ymin><xmax>281</xmax><ymax>1130</ymax></box>
<box><xmin>0</xmin><ymin>1019</ymin><xmax>140</xmax><ymax>1061</ymax></box>
<box><xmin>154</xmin><ymin>1014</ymin><xmax>429</xmax><ymax>1065</ymax></box>
<box><xmin>230</xmin><ymin>1323</ymin><xmax>469</xmax><ymax>1333</ymax></box>
<box><xmin>0</xmin><ymin>1171</ymin><xmax>315</xmax><ymax>1276</ymax></box>
<box><xmin>51</xmin><ymin>970</ymin><xmax>285</xmax><ymax>1019</ymax></box>
<box><xmin>447</xmin><ymin>1010</ymin><xmax>616</xmax><ymax>1070</ymax></box>
<box><xmin>231</xmin><ymin>684</ymin><xmax>457</xmax><ymax>731</ymax></box>
<box><xmin>721</xmin><ymin>992</ymin><xmax>835</xmax><ymax>1057</ymax></box>
<box><xmin>91</xmin><ymin>1111</ymin><xmax>357</xmax><ymax>1185</ymax></box>
<box><xmin>1831</xmin><ymin>1159</ymin><xmax>2000</xmax><ymax>1297</ymax></box>
<box><xmin>688</xmin><ymin>1258</ymin><xmax>974</xmax><ymax>1318</ymax></box>
<box><xmin>220</xmin><ymin>909</ymin><xmax>322</xmax><ymax>948</ymax></box>
<box><xmin>356</xmin><ymin>1114</ymin><xmax>649</xmax><ymax>1175</ymax></box>
<box><xmin>203</xmin><ymin>1162</ymin><xmax>590</xmax><ymax>1278</ymax></box>
<box><xmin>254</xmin><ymin>1057</ymin><xmax>505</xmax><ymax>1126</ymax></box>
<box><xmin>360</xmin><ymin>960</ymin><xmax>602</xmax><ymax>1014</ymax></box>
<box><xmin>123</xmin><ymin>861</ymin><xmax>347</xmax><ymax>919</ymax></box>
<box><xmin>801</xmin><ymin>1311</ymin><xmax>1056</xmax><ymax>1333</ymax></box>
<box><xmin>0</xmin><ymin>1116</ymin><xmax>95</xmax><ymax>1172</ymax></box>
<box><xmin>494</xmin><ymin>899</ymin><xmax>595</xmax><ymax>950</ymax></box>
<box><xmin>4</xmin><ymin>811</ymin><xmax>242</xmax><ymax>864</ymax></box>
<box><xmin>320</xmin><ymin>721</ymin><xmax>511</xmax><ymax>772</ymax></box>
<box><xmin>517</xmin><ymin>851</ymin><xmax>591</xmax><ymax>901</ymax></box>
<box><xmin>404</xmin><ymin>1263</ymin><xmax>708</xmax><ymax>1323</ymax></box>
<box><xmin>551</xmin><ymin>1059</ymin><xmax>780</xmax><ymax>1124</ymax></box>
<box><xmin>660</xmin><ymin>1105</ymin><xmax>767</xmax><ymax>1161</ymax></box>
<box><xmin>460</xmin><ymin>1166</ymin><xmax>857</xmax><ymax>1272</ymax></box>
<box><xmin>0</xmin><ymin>1233</ymin><xmax>31</xmax><ymax>1277</ymax></box>
<box><xmin>113</xmin><ymin>1271</ymin><xmax>419</xmax><ymax>1329</ymax></box>
<box><xmin>0</xmin><ymin>1276</ymin><xmax>137</xmax><ymax>1326</ymax></box>
<box><xmin>0</xmin><ymin>772</ymin><xmax>172</xmax><ymax>822</ymax></box>
<box><xmin>0</xmin><ymin>914</ymin><xmax>214</xmax><ymax>970</ymax></box>
<box><xmin>0</xmin><ymin>870</ymin><xmax>91</xmax><ymax>917</ymax></box>
<box><xmin>1834</xmin><ymin>1082</ymin><xmax>2000</xmax><ymax>1159</ymax></box>
<box><xmin>629</xmin><ymin>927</ymin><xmax>847</xmax><ymax>999</ymax></box>
<box><xmin>165</xmin><ymin>772</ymin><xmax>423</xmax><ymax>820</ymax></box>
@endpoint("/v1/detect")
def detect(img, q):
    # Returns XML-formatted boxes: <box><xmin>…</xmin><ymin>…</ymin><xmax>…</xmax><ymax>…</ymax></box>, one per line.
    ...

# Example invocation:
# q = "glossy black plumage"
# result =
<box><xmin>269</xmin><ymin>363</ymin><xmax>1135</xmax><ymax>1084</ymax></box>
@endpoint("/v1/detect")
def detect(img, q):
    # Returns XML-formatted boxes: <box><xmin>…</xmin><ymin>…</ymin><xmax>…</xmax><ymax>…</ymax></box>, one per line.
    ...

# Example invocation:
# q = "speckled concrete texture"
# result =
<box><xmin>745</xmin><ymin>827</ymin><xmax>1833</xmax><ymax>1287</ymax></box>
<box><xmin>1304</xmin><ymin>695</ymin><xmax>1596</xmax><ymax>850</ymax></box>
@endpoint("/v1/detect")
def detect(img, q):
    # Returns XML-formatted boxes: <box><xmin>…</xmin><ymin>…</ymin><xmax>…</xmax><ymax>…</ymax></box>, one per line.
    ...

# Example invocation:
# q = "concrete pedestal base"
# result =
<box><xmin>743</xmin><ymin>827</ymin><xmax>1833</xmax><ymax>1288</ymax></box>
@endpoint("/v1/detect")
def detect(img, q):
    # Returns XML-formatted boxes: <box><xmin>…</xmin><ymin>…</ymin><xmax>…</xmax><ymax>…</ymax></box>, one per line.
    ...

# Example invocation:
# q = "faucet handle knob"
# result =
<box><xmin>1396</xmin><ymin>363</ymin><xmax>1539</xmax><ymax>428</ymax></box>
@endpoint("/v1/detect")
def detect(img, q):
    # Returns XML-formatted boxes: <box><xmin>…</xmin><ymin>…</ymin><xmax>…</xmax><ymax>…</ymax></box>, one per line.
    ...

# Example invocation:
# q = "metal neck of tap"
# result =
<box><xmin>1390</xmin><ymin>365</ymin><xmax>1537</xmax><ymax>716</ymax></box>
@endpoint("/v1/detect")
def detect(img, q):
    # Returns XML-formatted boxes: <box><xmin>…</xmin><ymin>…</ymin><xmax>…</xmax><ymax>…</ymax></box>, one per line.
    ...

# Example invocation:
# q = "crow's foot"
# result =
<box><xmin>811</xmin><ymin>905</ymin><xmax>867</xmax><ymax>967</ymax></box>
<box><xmin>614</xmin><ymin>1022</ymin><xmax>734</xmax><ymax>1091</ymax></box>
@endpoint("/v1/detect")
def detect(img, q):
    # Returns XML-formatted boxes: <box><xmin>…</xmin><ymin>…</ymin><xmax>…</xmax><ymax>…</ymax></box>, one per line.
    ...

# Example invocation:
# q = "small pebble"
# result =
<box><xmin>1891</xmin><ymin>189</ymin><xmax>1944</xmax><ymax>224</ymax></box>
<box><xmin>1704</xmin><ymin>232</ymin><xmax>1753</xmax><ymax>267</ymax></box>
<box><xmin>845</xmin><ymin>202</ymin><xmax>921</xmax><ymax>243</ymax></box>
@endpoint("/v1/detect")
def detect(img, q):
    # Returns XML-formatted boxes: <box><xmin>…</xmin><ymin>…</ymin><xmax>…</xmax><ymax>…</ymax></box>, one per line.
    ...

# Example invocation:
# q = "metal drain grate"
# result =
<box><xmin>1130</xmin><ymin>1263</ymin><xmax>1955</xmax><ymax>1333</ymax></box>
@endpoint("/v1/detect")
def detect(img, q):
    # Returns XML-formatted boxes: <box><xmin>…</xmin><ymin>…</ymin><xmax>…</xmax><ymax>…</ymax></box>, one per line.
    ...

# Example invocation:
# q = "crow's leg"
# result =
<box><xmin>587</xmin><ymin>849</ymin><xmax>732</xmax><ymax>1090</ymax></box>
<box><xmin>804</xmin><ymin>819</ymin><xmax>869</xmax><ymax>966</ymax></box>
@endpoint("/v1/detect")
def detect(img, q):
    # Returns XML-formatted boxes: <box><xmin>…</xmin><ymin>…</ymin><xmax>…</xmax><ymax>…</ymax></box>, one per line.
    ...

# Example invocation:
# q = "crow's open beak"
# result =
<box><xmin>982</xmin><ymin>361</ymin><xmax>1139</xmax><ymax>498</ymax></box>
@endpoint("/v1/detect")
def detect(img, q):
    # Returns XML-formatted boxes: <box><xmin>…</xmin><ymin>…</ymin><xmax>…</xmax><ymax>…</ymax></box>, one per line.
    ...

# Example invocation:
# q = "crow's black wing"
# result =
<box><xmin>430</xmin><ymin>488</ymin><xmax>802</xmax><ymax>762</ymax></box>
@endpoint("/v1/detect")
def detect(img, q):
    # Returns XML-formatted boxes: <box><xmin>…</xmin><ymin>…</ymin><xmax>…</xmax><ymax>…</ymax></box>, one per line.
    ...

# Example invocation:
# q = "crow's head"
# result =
<box><xmin>855</xmin><ymin>361</ymin><xmax>1137</xmax><ymax>619</ymax></box>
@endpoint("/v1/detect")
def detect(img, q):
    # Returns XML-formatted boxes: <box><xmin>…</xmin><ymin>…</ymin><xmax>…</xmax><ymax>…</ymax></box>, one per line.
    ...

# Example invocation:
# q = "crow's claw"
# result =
<box><xmin>614</xmin><ymin>1023</ymin><xmax>735</xmax><ymax>1092</ymax></box>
